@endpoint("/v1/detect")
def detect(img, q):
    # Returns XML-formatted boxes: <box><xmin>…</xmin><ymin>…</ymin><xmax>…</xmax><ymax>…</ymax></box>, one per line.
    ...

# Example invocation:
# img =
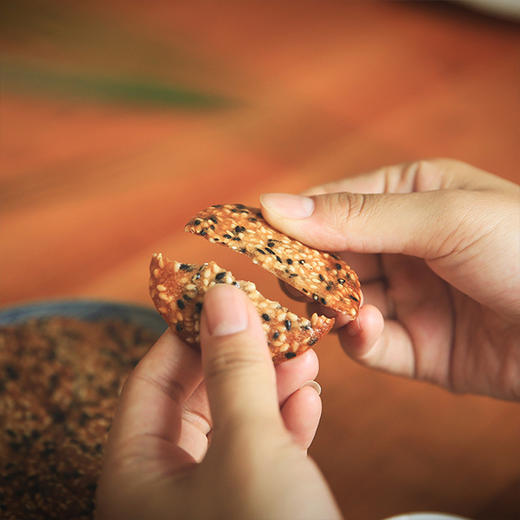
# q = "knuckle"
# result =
<box><xmin>321</xmin><ymin>192</ymin><xmax>370</xmax><ymax>226</ymax></box>
<box><xmin>131</xmin><ymin>370</ymin><xmax>186</xmax><ymax>405</ymax></box>
<box><xmin>204</xmin><ymin>345</ymin><xmax>265</xmax><ymax>383</ymax></box>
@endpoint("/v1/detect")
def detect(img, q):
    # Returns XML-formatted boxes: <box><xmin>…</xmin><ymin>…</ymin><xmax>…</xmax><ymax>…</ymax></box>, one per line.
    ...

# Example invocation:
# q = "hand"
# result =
<box><xmin>96</xmin><ymin>284</ymin><xmax>341</xmax><ymax>520</ymax></box>
<box><xmin>260</xmin><ymin>159</ymin><xmax>520</xmax><ymax>401</ymax></box>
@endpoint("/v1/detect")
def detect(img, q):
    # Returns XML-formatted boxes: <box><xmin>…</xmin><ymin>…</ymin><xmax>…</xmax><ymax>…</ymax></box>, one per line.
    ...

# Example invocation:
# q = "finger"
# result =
<box><xmin>177</xmin><ymin>382</ymin><xmax>211</xmax><ymax>462</ymax></box>
<box><xmin>260</xmin><ymin>187</ymin><xmax>473</xmax><ymax>259</ymax></box>
<box><xmin>275</xmin><ymin>348</ymin><xmax>319</xmax><ymax>404</ymax></box>
<box><xmin>278</xmin><ymin>279</ymin><xmax>308</xmax><ymax>302</ymax></box>
<box><xmin>339</xmin><ymin>251</ymin><xmax>382</xmax><ymax>282</ymax></box>
<box><xmin>306</xmin><ymin>279</ymin><xmax>391</xmax><ymax>328</ymax></box>
<box><xmin>177</xmin><ymin>349</ymin><xmax>320</xmax><ymax>460</ymax></box>
<box><xmin>200</xmin><ymin>284</ymin><xmax>284</xmax><ymax>437</ymax></box>
<box><xmin>300</xmin><ymin>158</ymin><xmax>500</xmax><ymax>197</ymax></box>
<box><xmin>281</xmin><ymin>384</ymin><xmax>322</xmax><ymax>451</ymax></box>
<box><xmin>338</xmin><ymin>305</ymin><xmax>416</xmax><ymax>378</ymax></box>
<box><xmin>108</xmin><ymin>330</ymin><xmax>203</xmax><ymax>448</ymax></box>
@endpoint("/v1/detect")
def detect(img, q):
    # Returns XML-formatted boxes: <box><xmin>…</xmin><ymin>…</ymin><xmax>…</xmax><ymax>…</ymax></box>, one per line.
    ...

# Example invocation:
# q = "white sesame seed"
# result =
<box><xmin>158</xmin><ymin>293</ymin><xmax>171</xmax><ymax>301</ymax></box>
<box><xmin>156</xmin><ymin>284</ymin><xmax>167</xmax><ymax>292</ymax></box>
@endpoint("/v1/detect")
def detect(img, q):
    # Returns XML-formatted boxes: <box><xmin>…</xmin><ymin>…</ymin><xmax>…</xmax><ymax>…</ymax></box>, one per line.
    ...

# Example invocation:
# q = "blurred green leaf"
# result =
<box><xmin>1</xmin><ymin>60</ymin><xmax>233</xmax><ymax>110</ymax></box>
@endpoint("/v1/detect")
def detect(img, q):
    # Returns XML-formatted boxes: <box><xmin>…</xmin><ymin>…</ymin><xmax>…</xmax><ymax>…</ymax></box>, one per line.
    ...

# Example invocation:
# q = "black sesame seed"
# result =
<box><xmin>177</xmin><ymin>299</ymin><xmax>185</xmax><ymax>309</ymax></box>
<box><xmin>210</xmin><ymin>225</ymin><xmax>215</xmax><ymax>230</ymax></box>
<box><xmin>194</xmin><ymin>273</ymin><xmax>201</xmax><ymax>280</ymax></box>
<box><xmin>248</xmin><ymin>217</ymin><xmax>257</xmax><ymax>222</ymax></box>
<box><xmin>319</xmin><ymin>274</ymin><xmax>325</xmax><ymax>281</ymax></box>
<box><xmin>276</xmin><ymin>255</ymin><xmax>283</xmax><ymax>263</ymax></box>
<box><xmin>200</xmin><ymin>230</ymin><xmax>207</xmax><ymax>236</ymax></box>
<box><xmin>337</xmin><ymin>278</ymin><xmax>345</xmax><ymax>285</ymax></box>
<box><xmin>215</xmin><ymin>272</ymin><xmax>227</xmax><ymax>281</ymax></box>
<box><xmin>176</xmin><ymin>322</ymin><xmax>183</xmax><ymax>332</ymax></box>
<box><xmin>299</xmin><ymin>259</ymin><xmax>305</xmax><ymax>264</ymax></box>
<box><xmin>223</xmin><ymin>234</ymin><xmax>232</xmax><ymax>239</ymax></box>
<box><xmin>5</xmin><ymin>364</ymin><xmax>19</xmax><ymax>380</ymax></box>
<box><xmin>265</xmin><ymin>247</ymin><xmax>275</xmax><ymax>255</ymax></box>
<box><xmin>256</xmin><ymin>248</ymin><xmax>266</xmax><ymax>254</ymax></box>
<box><xmin>312</xmin><ymin>293</ymin><xmax>319</xmax><ymax>301</ymax></box>
<box><xmin>194</xmin><ymin>219</ymin><xmax>201</xmax><ymax>225</ymax></box>
<box><xmin>349</xmin><ymin>295</ymin><xmax>360</xmax><ymax>302</ymax></box>
<box><xmin>335</xmin><ymin>263</ymin><xmax>342</xmax><ymax>270</ymax></box>
<box><xmin>286</xmin><ymin>258</ymin><xmax>293</xmax><ymax>265</ymax></box>
<box><xmin>289</xmin><ymin>273</ymin><xmax>298</xmax><ymax>278</ymax></box>
<box><xmin>78</xmin><ymin>413</ymin><xmax>89</xmax><ymax>426</ymax></box>
<box><xmin>240</xmin><ymin>247</ymin><xmax>247</xmax><ymax>253</ymax></box>
<box><xmin>284</xmin><ymin>319</ymin><xmax>292</xmax><ymax>331</ymax></box>
<box><xmin>232</xmin><ymin>281</ymin><xmax>239</xmax><ymax>286</ymax></box>
<box><xmin>210</xmin><ymin>216</ymin><xmax>218</xmax><ymax>224</ymax></box>
<box><xmin>183</xmin><ymin>294</ymin><xmax>192</xmax><ymax>301</ymax></box>
<box><xmin>301</xmin><ymin>324</ymin><xmax>311</xmax><ymax>330</ymax></box>
<box><xmin>273</xmin><ymin>331</ymin><xmax>280</xmax><ymax>339</ymax></box>
<box><xmin>267</xmin><ymin>241</ymin><xmax>275</xmax><ymax>247</ymax></box>
<box><xmin>234</xmin><ymin>225</ymin><xmax>242</xmax><ymax>233</ymax></box>
<box><xmin>231</xmin><ymin>208</ymin><xmax>239</xmax><ymax>213</ymax></box>
<box><xmin>195</xmin><ymin>302</ymin><xmax>203</xmax><ymax>313</ymax></box>
<box><xmin>330</xmin><ymin>253</ymin><xmax>339</xmax><ymax>260</ymax></box>
<box><xmin>320</xmin><ymin>297</ymin><xmax>327</xmax><ymax>305</ymax></box>
<box><xmin>51</xmin><ymin>409</ymin><xmax>66</xmax><ymax>424</ymax></box>
<box><xmin>262</xmin><ymin>313</ymin><xmax>270</xmax><ymax>321</ymax></box>
<box><xmin>180</xmin><ymin>263</ymin><xmax>192</xmax><ymax>271</ymax></box>
<box><xmin>302</xmin><ymin>288</ymin><xmax>308</xmax><ymax>293</ymax></box>
<box><xmin>285</xmin><ymin>352</ymin><xmax>297</xmax><ymax>359</ymax></box>
<box><xmin>236</xmin><ymin>203</ymin><xmax>247</xmax><ymax>209</ymax></box>
<box><xmin>232</xmin><ymin>236</ymin><xmax>241</xmax><ymax>241</ymax></box>
<box><xmin>212</xmin><ymin>204</ymin><xmax>223</xmax><ymax>208</ymax></box>
<box><xmin>326</xmin><ymin>283</ymin><xmax>333</xmax><ymax>291</ymax></box>
<box><xmin>307</xmin><ymin>338</ymin><xmax>318</xmax><ymax>346</ymax></box>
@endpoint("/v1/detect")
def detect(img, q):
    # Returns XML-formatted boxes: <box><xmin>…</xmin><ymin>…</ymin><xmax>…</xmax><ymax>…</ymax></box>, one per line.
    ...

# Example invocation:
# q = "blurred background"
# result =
<box><xmin>1</xmin><ymin>1</ymin><xmax>519</xmax><ymax>518</ymax></box>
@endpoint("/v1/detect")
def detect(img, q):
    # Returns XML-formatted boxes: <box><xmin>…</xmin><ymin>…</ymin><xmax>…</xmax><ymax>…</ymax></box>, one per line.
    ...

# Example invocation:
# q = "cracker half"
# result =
<box><xmin>185</xmin><ymin>204</ymin><xmax>361</xmax><ymax>318</ymax></box>
<box><xmin>149</xmin><ymin>253</ymin><xmax>334</xmax><ymax>364</ymax></box>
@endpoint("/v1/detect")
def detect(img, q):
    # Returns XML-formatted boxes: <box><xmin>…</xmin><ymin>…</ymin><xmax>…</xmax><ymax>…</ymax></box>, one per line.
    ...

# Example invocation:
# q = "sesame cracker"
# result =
<box><xmin>185</xmin><ymin>204</ymin><xmax>361</xmax><ymax>318</ymax></box>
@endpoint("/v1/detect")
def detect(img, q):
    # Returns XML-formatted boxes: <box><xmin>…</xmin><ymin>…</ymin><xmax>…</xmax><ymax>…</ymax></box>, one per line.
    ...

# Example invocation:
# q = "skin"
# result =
<box><xmin>96</xmin><ymin>285</ymin><xmax>341</xmax><ymax>520</ymax></box>
<box><xmin>262</xmin><ymin>158</ymin><xmax>520</xmax><ymax>401</ymax></box>
<box><xmin>98</xmin><ymin>158</ymin><xmax>519</xmax><ymax>519</ymax></box>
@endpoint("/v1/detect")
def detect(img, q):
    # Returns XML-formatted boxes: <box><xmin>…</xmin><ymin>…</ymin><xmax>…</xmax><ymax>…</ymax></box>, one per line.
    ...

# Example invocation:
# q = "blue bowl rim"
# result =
<box><xmin>0</xmin><ymin>298</ymin><xmax>167</xmax><ymax>335</ymax></box>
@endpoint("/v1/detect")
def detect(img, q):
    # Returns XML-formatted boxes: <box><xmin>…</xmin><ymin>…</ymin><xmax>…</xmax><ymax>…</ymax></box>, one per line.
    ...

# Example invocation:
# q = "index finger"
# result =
<box><xmin>301</xmin><ymin>159</ymin><xmax>505</xmax><ymax>197</ymax></box>
<box><xmin>108</xmin><ymin>330</ymin><xmax>203</xmax><ymax>448</ymax></box>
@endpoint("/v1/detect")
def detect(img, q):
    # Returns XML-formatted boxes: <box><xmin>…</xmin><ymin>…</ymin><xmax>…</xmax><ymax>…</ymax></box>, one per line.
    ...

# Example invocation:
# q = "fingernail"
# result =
<box><xmin>260</xmin><ymin>193</ymin><xmax>315</xmax><ymax>219</ymax></box>
<box><xmin>302</xmin><ymin>380</ymin><xmax>322</xmax><ymax>396</ymax></box>
<box><xmin>347</xmin><ymin>318</ymin><xmax>361</xmax><ymax>337</ymax></box>
<box><xmin>204</xmin><ymin>285</ymin><xmax>248</xmax><ymax>337</ymax></box>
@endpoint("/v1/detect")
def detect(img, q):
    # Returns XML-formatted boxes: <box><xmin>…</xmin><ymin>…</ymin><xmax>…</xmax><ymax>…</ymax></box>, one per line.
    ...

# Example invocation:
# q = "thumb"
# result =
<box><xmin>200</xmin><ymin>284</ymin><xmax>283</xmax><ymax>435</ymax></box>
<box><xmin>260</xmin><ymin>190</ymin><xmax>464</xmax><ymax>258</ymax></box>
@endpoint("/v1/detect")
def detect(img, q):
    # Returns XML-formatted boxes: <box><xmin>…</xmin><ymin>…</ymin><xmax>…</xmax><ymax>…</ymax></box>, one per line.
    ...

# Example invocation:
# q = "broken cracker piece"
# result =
<box><xmin>185</xmin><ymin>204</ymin><xmax>361</xmax><ymax>318</ymax></box>
<box><xmin>149</xmin><ymin>253</ymin><xmax>334</xmax><ymax>364</ymax></box>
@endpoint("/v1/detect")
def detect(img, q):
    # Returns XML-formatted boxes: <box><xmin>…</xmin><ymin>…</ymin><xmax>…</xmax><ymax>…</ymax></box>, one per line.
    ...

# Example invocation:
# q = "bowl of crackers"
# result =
<box><xmin>0</xmin><ymin>299</ymin><xmax>166</xmax><ymax>519</ymax></box>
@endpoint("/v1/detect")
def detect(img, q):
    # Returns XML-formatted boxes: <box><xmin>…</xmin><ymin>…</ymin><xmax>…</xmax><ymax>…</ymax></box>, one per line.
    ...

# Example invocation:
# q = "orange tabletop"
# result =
<box><xmin>1</xmin><ymin>1</ymin><xmax>519</xmax><ymax>518</ymax></box>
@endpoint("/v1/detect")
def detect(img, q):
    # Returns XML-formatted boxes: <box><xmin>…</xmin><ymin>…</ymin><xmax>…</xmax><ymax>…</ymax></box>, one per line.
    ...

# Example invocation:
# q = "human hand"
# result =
<box><xmin>96</xmin><ymin>284</ymin><xmax>341</xmax><ymax>520</ymax></box>
<box><xmin>260</xmin><ymin>159</ymin><xmax>520</xmax><ymax>401</ymax></box>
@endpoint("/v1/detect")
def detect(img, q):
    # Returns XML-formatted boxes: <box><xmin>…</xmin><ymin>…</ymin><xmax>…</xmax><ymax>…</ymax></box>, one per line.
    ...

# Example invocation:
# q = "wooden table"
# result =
<box><xmin>1</xmin><ymin>1</ymin><xmax>519</xmax><ymax>518</ymax></box>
